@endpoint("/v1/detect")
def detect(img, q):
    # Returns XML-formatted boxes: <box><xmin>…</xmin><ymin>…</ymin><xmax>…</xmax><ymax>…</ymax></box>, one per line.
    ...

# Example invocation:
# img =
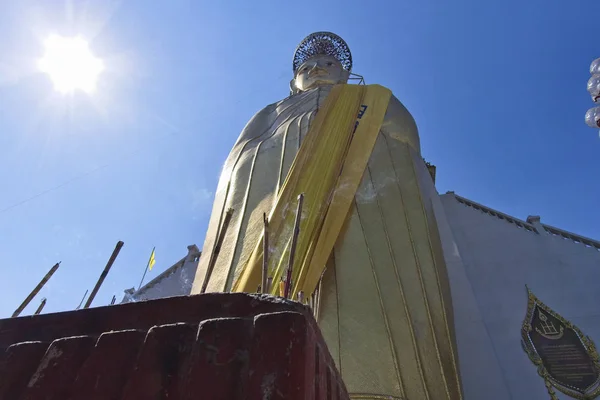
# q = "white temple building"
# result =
<box><xmin>435</xmin><ymin>192</ymin><xmax>600</xmax><ymax>399</ymax></box>
<box><xmin>123</xmin><ymin>190</ymin><xmax>600</xmax><ymax>399</ymax></box>
<box><xmin>121</xmin><ymin>244</ymin><xmax>200</xmax><ymax>303</ymax></box>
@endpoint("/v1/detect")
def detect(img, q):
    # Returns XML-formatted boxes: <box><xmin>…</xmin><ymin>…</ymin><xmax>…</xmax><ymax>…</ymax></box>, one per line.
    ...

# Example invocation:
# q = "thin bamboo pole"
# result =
<box><xmin>12</xmin><ymin>262</ymin><xmax>60</xmax><ymax>318</ymax></box>
<box><xmin>84</xmin><ymin>241</ymin><xmax>124</xmax><ymax>309</ymax></box>
<box><xmin>33</xmin><ymin>298</ymin><xmax>47</xmax><ymax>315</ymax></box>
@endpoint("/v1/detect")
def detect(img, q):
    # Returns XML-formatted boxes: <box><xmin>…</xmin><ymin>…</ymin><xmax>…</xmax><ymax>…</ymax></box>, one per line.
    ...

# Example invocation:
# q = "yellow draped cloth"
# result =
<box><xmin>232</xmin><ymin>84</ymin><xmax>391</xmax><ymax>298</ymax></box>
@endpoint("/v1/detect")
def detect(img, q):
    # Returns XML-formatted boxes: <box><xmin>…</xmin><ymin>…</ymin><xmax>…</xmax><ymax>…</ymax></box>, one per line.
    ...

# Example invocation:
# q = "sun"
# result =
<box><xmin>38</xmin><ymin>35</ymin><xmax>104</xmax><ymax>94</ymax></box>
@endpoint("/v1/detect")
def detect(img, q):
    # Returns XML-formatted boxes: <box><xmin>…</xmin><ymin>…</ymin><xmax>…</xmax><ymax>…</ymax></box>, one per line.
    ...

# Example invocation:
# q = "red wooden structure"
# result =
<box><xmin>0</xmin><ymin>293</ymin><xmax>349</xmax><ymax>400</ymax></box>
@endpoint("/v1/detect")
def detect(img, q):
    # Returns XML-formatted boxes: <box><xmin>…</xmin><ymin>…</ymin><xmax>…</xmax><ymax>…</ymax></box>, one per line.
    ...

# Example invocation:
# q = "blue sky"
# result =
<box><xmin>0</xmin><ymin>0</ymin><xmax>598</xmax><ymax>318</ymax></box>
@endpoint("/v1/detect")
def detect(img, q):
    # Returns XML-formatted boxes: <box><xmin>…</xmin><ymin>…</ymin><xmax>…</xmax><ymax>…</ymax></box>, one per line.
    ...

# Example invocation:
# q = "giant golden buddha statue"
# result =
<box><xmin>192</xmin><ymin>32</ymin><xmax>463</xmax><ymax>399</ymax></box>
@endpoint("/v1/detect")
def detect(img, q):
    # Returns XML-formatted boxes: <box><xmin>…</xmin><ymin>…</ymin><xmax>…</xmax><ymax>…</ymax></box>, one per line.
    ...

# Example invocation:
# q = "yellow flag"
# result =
<box><xmin>148</xmin><ymin>248</ymin><xmax>156</xmax><ymax>271</ymax></box>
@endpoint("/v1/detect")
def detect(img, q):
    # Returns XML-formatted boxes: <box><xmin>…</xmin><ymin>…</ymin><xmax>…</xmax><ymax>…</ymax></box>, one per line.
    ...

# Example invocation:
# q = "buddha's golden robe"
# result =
<box><xmin>192</xmin><ymin>85</ymin><xmax>463</xmax><ymax>399</ymax></box>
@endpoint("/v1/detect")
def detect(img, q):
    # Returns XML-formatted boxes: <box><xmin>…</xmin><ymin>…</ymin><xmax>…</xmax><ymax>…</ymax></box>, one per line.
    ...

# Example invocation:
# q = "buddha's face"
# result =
<box><xmin>294</xmin><ymin>55</ymin><xmax>349</xmax><ymax>92</ymax></box>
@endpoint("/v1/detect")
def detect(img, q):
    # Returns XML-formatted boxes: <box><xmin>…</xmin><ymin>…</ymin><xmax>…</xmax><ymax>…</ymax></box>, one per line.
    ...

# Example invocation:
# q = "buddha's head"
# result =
<box><xmin>293</xmin><ymin>55</ymin><xmax>349</xmax><ymax>92</ymax></box>
<box><xmin>291</xmin><ymin>32</ymin><xmax>353</xmax><ymax>94</ymax></box>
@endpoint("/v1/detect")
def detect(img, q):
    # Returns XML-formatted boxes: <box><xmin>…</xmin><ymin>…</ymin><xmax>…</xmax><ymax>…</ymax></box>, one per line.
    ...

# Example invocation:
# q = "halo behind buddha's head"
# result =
<box><xmin>292</xmin><ymin>32</ymin><xmax>353</xmax><ymax>74</ymax></box>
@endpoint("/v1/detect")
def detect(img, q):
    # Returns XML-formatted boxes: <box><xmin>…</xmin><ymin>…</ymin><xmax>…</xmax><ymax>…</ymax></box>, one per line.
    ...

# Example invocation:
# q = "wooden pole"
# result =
<box><xmin>201</xmin><ymin>208</ymin><xmax>234</xmax><ymax>293</ymax></box>
<box><xmin>76</xmin><ymin>289</ymin><xmax>88</xmax><ymax>310</ymax></box>
<box><xmin>33</xmin><ymin>298</ymin><xmax>47</xmax><ymax>315</ymax></box>
<box><xmin>262</xmin><ymin>213</ymin><xmax>269</xmax><ymax>294</ymax></box>
<box><xmin>12</xmin><ymin>262</ymin><xmax>60</xmax><ymax>318</ymax></box>
<box><xmin>284</xmin><ymin>193</ymin><xmax>304</xmax><ymax>299</ymax></box>
<box><xmin>84</xmin><ymin>241</ymin><xmax>124</xmax><ymax>309</ymax></box>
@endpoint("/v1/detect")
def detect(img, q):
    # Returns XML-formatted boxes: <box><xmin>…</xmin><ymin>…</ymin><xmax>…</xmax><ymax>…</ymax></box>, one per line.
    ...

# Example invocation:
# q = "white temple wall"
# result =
<box><xmin>133</xmin><ymin>258</ymin><xmax>197</xmax><ymax>301</ymax></box>
<box><xmin>411</xmin><ymin>156</ymin><xmax>509</xmax><ymax>398</ymax></box>
<box><xmin>430</xmin><ymin>193</ymin><xmax>511</xmax><ymax>399</ymax></box>
<box><xmin>440</xmin><ymin>193</ymin><xmax>600</xmax><ymax>399</ymax></box>
<box><xmin>122</xmin><ymin>245</ymin><xmax>200</xmax><ymax>302</ymax></box>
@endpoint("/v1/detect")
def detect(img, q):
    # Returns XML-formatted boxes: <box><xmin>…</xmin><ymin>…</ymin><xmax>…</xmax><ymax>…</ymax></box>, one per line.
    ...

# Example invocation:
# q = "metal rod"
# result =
<box><xmin>284</xmin><ymin>193</ymin><xmax>304</xmax><ymax>299</ymax></box>
<box><xmin>110</xmin><ymin>295</ymin><xmax>116</xmax><ymax>305</ymax></box>
<box><xmin>201</xmin><ymin>208</ymin><xmax>234</xmax><ymax>293</ymax></box>
<box><xmin>267</xmin><ymin>277</ymin><xmax>273</xmax><ymax>294</ymax></box>
<box><xmin>12</xmin><ymin>262</ymin><xmax>60</xmax><ymax>318</ymax></box>
<box><xmin>84</xmin><ymin>241</ymin><xmax>124</xmax><ymax>309</ymax></box>
<box><xmin>34</xmin><ymin>298</ymin><xmax>47</xmax><ymax>315</ymax></box>
<box><xmin>262</xmin><ymin>213</ymin><xmax>269</xmax><ymax>294</ymax></box>
<box><xmin>76</xmin><ymin>289</ymin><xmax>88</xmax><ymax>310</ymax></box>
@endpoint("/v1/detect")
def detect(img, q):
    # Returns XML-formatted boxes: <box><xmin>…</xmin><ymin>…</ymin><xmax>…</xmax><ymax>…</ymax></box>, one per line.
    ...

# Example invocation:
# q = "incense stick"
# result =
<box><xmin>76</xmin><ymin>289</ymin><xmax>88</xmax><ymax>310</ymax></box>
<box><xmin>262</xmin><ymin>213</ymin><xmax>269</xmax><ymax>294</ymax></box>
<box><xmin>284</xmin><ymin>193</ymin><xmax>304</xmax><ymax>299</ymax></box>
<box><xmin>34</xmin><ymin>298</ymin><xmax>47</xmax><ymax>315</ymax></box>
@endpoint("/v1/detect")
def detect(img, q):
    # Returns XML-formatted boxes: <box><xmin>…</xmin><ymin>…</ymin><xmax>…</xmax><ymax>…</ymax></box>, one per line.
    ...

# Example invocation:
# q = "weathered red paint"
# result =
<box><xmin>69</xmin><ymin>330</ymin><xmax>146</xmax><ymax>400</ymax></box>
<box><xmin>0</xmin><ymin>341</ymin><xmax>47</xmax><ymax>399</ymax></box>
<box><xmin>0</xmin><ymin>294</ymin><xmax>349</xmax><ymax>400</ymax></box>
<box><xmin>21</xmin><ymin>335</ymin><xmax>97</xmax><ymax>400</ymax></box>
<box><xmin>181</xmin><ymin>317</ymin><xmax>253</xmax><ymax>399</ymax></box>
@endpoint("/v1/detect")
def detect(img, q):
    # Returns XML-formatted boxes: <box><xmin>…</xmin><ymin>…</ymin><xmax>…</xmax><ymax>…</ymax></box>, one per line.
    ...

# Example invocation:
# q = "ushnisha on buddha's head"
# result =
<box><xmin>291</xmin><ymin>32</ymin><xmax>353</xmax><ymax>93</ymax></box>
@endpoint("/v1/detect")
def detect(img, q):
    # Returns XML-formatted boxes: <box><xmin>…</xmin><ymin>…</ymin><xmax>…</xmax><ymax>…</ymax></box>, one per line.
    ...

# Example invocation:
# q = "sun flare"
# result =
<box><xmin>38</xmin><ymin>35</ymin><xmax>104</xmax><ymax>94</ymax></box>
